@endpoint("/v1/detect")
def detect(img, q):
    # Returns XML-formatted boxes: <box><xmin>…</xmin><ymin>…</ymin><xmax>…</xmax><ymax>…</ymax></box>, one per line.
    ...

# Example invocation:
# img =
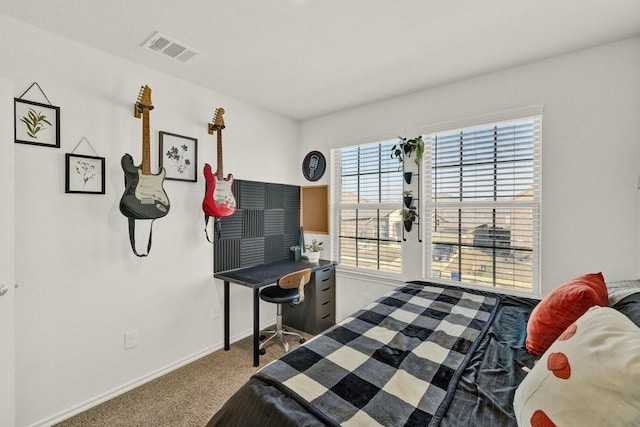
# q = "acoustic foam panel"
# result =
<box><xmin>214</xmin><ymin>179</ymin><xmax>300</xmax><ymax>272</ymax></box>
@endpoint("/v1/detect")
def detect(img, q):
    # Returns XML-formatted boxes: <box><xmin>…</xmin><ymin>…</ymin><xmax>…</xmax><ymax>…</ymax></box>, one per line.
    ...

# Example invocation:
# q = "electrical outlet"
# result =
<box><xmin>211</xmin><ymin>305</ymin><xmax>220</xmax><ymax>320</ymax></box>
<box><xmin>124</xmin><ymin>330</ymin><xmax>139</xmax><ymax>350</ymax></box>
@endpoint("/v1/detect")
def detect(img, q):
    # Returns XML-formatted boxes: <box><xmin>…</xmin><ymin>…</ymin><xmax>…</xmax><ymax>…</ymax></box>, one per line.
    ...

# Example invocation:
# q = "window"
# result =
<box><xmin>425</xmin><ymin>115</ymin><xmax>541</xmax><ymax>292</ymax></box>
<box><xmin>332</xmin><ymin>139</ymin><xmax>403</xmax><ymax>273</ymax></box>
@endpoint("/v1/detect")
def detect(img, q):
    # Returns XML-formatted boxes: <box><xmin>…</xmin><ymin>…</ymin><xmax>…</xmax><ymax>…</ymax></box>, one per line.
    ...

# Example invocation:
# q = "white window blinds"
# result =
<box><xmin>425</xmin><ymin>116</ymin><xmax>541</xmax><ymax>292</ymax></box>
<box><xmin>332</xmin><ymin>139</ymin><xmax>403</xmax><ymax>273</ymax></box>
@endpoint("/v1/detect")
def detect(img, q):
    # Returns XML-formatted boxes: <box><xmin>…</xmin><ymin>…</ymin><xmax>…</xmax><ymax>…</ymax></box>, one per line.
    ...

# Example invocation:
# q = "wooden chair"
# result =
<box><xmin>258</xmin><ymin>268</ymin><xmax>312</xmax><ymax>354</ymax></box>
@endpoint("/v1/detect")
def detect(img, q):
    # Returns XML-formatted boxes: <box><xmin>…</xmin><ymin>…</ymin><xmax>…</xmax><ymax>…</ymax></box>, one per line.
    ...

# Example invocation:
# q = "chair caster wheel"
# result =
<box><xmin>259</xmin><ymin>334</ymin><xmax>266</xmax><ymax>341</ymax></box>
<box><xmin>299</xmin><ymin>338</ymin><xmax>306</xmax><ymax>344</ymax></box>
<box><xmin>259</xmin><ymin>348</ymin><xmax>266</xmax><ymax>355</ymax></box>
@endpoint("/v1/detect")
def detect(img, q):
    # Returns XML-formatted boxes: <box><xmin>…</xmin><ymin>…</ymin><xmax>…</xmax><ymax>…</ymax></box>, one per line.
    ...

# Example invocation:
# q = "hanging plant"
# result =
<box><xmin>390</xmin><ymin>136</ymin><xmax>424</xmax><ymax>169</ymax></box>
<box><xmin>402</xmin><ymin>207</ymin><xmax>418</xmax><ymax>232</ymax></box>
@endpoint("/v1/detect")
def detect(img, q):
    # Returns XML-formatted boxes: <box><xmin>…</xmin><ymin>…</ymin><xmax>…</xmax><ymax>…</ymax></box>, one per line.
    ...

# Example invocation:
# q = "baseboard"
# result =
<box><xmin>30</xmin><ymin>324</ymin><xmax>271</xmax><ymax>427</ymax></box>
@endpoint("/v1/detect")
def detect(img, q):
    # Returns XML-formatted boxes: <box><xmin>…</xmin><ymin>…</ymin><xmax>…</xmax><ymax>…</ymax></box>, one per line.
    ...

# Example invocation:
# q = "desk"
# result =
<box><xmin>215</xmin><ymin>259</ymin><xmax>336</xmax><ymax>366</ymax></box>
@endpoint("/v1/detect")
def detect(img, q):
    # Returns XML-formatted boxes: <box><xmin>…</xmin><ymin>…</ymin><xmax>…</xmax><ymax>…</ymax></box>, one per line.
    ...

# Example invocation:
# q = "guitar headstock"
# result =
<box><xmin>134</xmin><ymin>85</ymin><xmax>154</xmax><ymax>118</ymax></box>
<box><xmin>208</xmin><ymin>107</ymin><xmax>226</xmax><ymax>134</ymax></box>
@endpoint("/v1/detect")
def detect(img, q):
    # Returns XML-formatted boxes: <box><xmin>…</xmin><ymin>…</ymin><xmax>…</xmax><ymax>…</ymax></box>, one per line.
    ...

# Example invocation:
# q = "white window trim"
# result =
<box><xmin>418</xmin><ymin>104</ymin><xmax>544</xmax><ymax>135</ymax></box>
<box><xmin>336</xmin><ymin>264</ymin><xmax>406</xmax><ymax>288</ymax></box>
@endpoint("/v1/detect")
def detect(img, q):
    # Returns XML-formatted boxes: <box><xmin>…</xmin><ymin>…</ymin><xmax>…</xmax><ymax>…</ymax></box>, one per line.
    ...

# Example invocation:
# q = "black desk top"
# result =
<box><xmin>214</xmin><ymin>259</ymin><xmax>335</xmax><ymax>288</ymax></box>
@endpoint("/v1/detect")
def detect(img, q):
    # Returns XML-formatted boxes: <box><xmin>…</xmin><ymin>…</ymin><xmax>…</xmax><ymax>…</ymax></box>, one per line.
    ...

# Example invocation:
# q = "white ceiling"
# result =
<box><xmin>1</xmin><ymin>0</ymin><xmax>639</xmax><ymax>121</ymax></box>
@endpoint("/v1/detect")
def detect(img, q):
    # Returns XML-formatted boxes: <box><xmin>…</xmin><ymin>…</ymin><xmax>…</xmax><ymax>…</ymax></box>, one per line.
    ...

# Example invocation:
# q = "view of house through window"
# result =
<box><xmin>333</xmin><ymin>139</ymin><xmax>403</xmax><ymax>273</ymax></box>
<box><xmin>425</xmin><ymin>117</ymin><xmax>541</xmax><ymax>292</ymax></box>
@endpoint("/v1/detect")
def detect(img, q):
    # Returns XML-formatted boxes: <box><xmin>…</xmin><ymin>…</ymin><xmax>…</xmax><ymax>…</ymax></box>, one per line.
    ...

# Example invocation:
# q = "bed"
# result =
<box><xmin>208</xmin><ymin>276</ymin><xmax>640</xmax><ymax>426</ymax></box>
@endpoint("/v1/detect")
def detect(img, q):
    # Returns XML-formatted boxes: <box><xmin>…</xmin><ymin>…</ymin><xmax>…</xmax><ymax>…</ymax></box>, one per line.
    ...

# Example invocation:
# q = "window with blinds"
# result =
<box><xmin>332</xmin><ymin>139</ymin><xmax>403</xmax><ymax>273</ymax></box>
<box><xmin>425</xmin><ymin>116</ymin><xmax>541</xmax><ymax>292</ymax></box>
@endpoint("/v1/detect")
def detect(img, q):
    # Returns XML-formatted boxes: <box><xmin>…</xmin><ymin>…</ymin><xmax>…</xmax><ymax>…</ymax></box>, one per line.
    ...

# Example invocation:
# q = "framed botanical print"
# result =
<box><xmin>15</xmin><ymin>98</ymin><xmax>60</xmax><ymax>148</ymax></box>
<box><xmin>65</xmin><ymin>153</ymin><xmax>106</xmax><ymax>194</ymax></box>
<box><xmin>159</xmin><ymin>131</ymin><xmax>198</xmax><ymax>182</ymax></box>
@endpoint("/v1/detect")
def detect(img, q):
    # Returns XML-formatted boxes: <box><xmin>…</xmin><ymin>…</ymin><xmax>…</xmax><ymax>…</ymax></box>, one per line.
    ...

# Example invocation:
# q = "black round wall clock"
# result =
<box><xmin>302</xmin><ymin>150</ymin><xmax>326</xmax><ymax>181</ymax></box>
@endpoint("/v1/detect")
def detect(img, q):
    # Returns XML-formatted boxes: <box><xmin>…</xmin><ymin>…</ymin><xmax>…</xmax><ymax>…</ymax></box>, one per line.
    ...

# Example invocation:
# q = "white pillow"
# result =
<box><xmin>513</xmin><ymin>306</ymin><xmax>640</xmax><ymax>427</ymax></box>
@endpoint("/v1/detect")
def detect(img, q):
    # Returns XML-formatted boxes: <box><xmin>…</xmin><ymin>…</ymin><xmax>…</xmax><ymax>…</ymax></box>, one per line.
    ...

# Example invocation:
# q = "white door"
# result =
<box><xmin>0</xmin><ymin>76</ymin><xmax>16</xmax><ymax>427</ymax></box>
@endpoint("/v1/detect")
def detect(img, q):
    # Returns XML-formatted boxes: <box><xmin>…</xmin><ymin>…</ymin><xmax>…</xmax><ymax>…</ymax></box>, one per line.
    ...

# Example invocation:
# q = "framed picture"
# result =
<box><xmin>65</xmin><ymin>153</ymin><xmax>106</xmax><ymax>194</ymax></box>
<box><xmin>14</xmin><ymin>98</ymin><xmax>60</xmax><ymax>148</ymax></box>
<box><xmin>159</xmin><ymin>131</ymin><xmax>198</xmax><ymax>182</ymax></box>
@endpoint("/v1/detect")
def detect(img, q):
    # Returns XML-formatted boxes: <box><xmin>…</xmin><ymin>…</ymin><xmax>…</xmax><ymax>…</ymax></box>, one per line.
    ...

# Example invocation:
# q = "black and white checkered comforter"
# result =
<box><xmin>254</xmin><ymin>283</ymin><xmax>499</xmax><ymax>426</ymax></box>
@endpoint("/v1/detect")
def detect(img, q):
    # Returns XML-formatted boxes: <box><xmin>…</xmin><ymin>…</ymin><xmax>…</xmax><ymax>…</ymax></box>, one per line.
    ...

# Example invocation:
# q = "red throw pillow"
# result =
<box><xmin>525</xmin><ymin>272</ymin><xmax>608</xmax><ymax>355</ymax></box>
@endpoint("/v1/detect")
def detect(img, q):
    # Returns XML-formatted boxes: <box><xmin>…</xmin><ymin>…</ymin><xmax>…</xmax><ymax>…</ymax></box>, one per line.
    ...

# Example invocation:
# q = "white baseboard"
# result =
<box><xmin>30</xmin><ymin>323</ymin><xmax>273</xmax><ymax>427</ymax></box>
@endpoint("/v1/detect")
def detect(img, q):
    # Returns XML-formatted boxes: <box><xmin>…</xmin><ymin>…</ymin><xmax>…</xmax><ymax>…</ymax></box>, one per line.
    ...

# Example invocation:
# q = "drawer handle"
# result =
<box><xmin>322</xmin><ymin>268</ymin><xmax>332</xmax><ymax>273</ymax></box>
<box><xmin>321</xmin><ymin>287</ymin><xmax>331</xmax><ymax>292</ymax></box>
<box><xmin>322</xmin><ymin>278</ymin><xmax>331</xmax><ymax>282</ymax></box>
<box><xmin>322</xmin><ymin>301</ymin><xmax>330</xmax><ymax>306</ymax></box>
<box><xmin>322</xmin><ymin>313</ymin><xmax>332</xmax><ymax>320</ymax></box>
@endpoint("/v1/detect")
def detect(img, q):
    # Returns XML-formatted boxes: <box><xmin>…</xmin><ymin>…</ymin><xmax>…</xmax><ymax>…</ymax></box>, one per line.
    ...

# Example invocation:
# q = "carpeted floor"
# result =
<box><xmin>55</xmin><ymin>332</ymin><xmax>307</xmax><ymax>427</ymax></box>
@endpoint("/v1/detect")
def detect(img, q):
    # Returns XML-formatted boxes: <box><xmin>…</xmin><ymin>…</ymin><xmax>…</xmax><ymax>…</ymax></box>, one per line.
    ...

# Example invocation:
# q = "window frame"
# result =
<box><xmin>420</xmin><ymin>106</ymin><xmax>543</xmax><ymax>296</ymax></box>
<box><xmin>331</xmin><ymin>137</ymin><xmax>404</xmax><ymax>277</ymax></box>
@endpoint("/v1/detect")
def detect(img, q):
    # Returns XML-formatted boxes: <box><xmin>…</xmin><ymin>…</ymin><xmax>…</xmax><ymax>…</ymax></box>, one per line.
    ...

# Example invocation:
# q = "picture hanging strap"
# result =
<box><xmin>128</xmin><ymin>218</ymin><xmax>155</xmax><ymax>257</ymax></box>
<box><xmin>70</xmin><ymin>137</ymin><xmax>100</xmax><ymax>156</ymax></box>
<box><xmin>18</xmin><ymin>82</ymin><xmax>53</xmax><ymax>105</ymax></box>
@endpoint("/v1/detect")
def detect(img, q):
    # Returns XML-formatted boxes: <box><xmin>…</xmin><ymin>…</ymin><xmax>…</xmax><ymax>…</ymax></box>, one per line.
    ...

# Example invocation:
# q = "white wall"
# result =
<box><xmin>300</xmin><ymin>37</ymin><xmax>640</xmax><ymax>305</ymax></box>
<box><xmin>0</xmin><ymin>76</ymin><xmax>16</xmax><ymax>427</ymax></box>
<box><xmin>0</xmin><ymin>15</ymin><xmax>300</xmax><ymax>426</ymax></box>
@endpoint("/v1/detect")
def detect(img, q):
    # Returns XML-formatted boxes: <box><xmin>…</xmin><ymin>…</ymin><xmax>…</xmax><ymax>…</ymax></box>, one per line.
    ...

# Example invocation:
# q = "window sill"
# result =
<box><xmin>336</xmin><ymin>265</ymin><xmax>406</xmax><ymax>289</ymax></box>
<box><xmin>421</xmin><ymin>276</ymin><xmax>540</xmax><ymax>299</ymax></box>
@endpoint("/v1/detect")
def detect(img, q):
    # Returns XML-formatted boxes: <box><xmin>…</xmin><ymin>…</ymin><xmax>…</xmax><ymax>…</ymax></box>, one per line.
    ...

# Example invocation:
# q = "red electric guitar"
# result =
<box><xmin>203</xmin><ymin>108</ymin><xmax>236</xmax><ymax>233</ymax></box>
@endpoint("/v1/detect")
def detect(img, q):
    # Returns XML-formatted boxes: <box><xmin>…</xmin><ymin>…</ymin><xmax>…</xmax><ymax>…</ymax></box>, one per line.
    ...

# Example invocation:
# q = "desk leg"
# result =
<box><xmin>253</xmin><ymin>287</ymin><xmax>260</xmax><ymax>367</ymax></box>
<box><xmin>224</xmin><ymin>280</ymin><xmax>230</xmax><ymax>351</ymax></box>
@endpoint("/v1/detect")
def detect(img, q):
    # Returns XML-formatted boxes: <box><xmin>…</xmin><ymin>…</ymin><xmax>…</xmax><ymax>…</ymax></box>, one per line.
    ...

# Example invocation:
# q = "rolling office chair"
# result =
<box><xmin>258</xmin><ymin>268</ymin><xmax>312</xmax><ymax>355</ymax></box>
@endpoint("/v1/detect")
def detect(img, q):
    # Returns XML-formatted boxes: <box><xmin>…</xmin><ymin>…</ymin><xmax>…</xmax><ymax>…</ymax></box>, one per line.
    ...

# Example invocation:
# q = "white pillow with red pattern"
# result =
<box><xmin>514</xmin><ymin>306</ymin><xmax>640</xmax><ymax>427</ymax></box>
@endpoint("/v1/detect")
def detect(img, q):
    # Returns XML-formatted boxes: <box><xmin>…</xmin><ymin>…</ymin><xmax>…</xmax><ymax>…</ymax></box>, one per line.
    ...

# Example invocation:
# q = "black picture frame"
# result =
<box><xmin>65</xmin><ymin>153</ymin><xmax>106</xmax><ymax>194</ymax></box>
<box><xmin>302</xmin><ymin>150</ymin><xmax>326</xmax><ymax>181</ymax></box>
<box><xmin>14</xmin><ymin>98</ymin><xmax>60</xmax><ymax>148</ymax></box>
<box><xmin>159</xmin><ymin>131</ymin><xmax>198</xmax><ymax>182</ymax></box>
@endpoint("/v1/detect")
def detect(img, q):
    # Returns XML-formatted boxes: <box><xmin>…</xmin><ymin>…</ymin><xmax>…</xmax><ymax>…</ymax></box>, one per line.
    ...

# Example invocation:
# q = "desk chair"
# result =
<box><xmin>258</xmin><ymin>268</ymin><xmax>312</xmax><ymax>354</ymax></box>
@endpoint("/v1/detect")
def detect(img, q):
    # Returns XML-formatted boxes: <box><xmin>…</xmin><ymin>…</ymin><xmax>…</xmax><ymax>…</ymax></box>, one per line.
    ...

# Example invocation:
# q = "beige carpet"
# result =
<box><xmin>55</xmin><ymin>332</ymin><xmax>307</xmax><ymax>427</ymax></box>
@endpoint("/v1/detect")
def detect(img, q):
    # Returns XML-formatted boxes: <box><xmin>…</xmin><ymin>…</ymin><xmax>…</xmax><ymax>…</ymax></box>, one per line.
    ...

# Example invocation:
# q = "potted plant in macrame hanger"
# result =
<box><xmin>305</xmin><ymin>239</ymin><xmax>324</xmax><ymax>264</ymax></box>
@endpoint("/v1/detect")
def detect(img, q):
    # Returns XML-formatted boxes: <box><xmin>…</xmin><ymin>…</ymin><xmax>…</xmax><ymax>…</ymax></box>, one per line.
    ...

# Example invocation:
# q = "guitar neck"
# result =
<box><xmin>141</xmin><ymin>108</ymin><xmax>151</xmax><ymax>175</ymax></box>
<box><xmin>216</xmin><ymin>129</ymin><xmax>223</xmax><ymax>179</ymax></box>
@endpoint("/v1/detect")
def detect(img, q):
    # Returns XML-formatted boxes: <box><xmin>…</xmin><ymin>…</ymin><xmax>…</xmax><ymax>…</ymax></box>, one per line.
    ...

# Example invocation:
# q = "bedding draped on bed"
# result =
<box><xmin>208</xmin><ymin>281</ymin><xmax>542</xmax><ymax>427</ymax></box>
<box><xmin>253</xmin><ymin>283</ymin><xmax>499</xmax><ymax>426</ymax></box>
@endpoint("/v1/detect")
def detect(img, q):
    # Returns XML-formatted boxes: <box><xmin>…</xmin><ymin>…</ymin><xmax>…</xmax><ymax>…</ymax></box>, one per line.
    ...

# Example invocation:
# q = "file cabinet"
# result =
<box><xmin>282</xmin><ymin>264</ymin><xmax>335</xmax><ymax>335</ymax></box>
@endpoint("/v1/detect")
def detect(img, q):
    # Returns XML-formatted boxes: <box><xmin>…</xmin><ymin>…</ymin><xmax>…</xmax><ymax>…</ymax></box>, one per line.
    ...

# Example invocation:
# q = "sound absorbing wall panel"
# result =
<box><xmin>213</xmin><ymin>179</ymin><xmax>300</xmax><ymax>273</ymax></box>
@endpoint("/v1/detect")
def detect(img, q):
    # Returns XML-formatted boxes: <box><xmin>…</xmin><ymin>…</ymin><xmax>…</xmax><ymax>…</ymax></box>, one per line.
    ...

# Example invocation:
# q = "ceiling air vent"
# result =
<box><xmin>142</xmin><ymin>31</ymin><xmax>198</xmax><ymax>64</ymax></box>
